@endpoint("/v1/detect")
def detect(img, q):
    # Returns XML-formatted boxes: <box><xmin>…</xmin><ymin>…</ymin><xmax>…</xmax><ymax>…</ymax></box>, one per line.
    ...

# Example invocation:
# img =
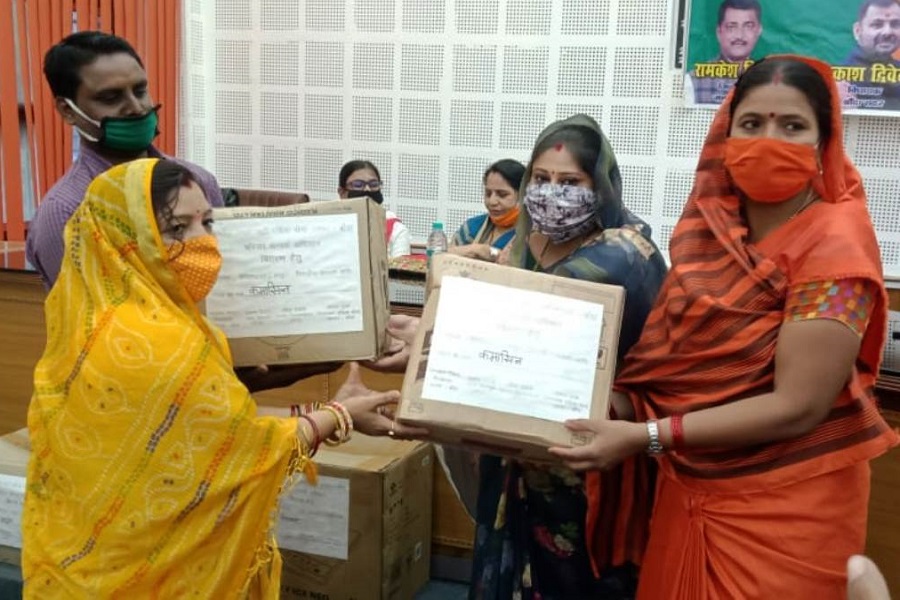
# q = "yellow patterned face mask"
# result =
<box><xmin>166</xmin><ymin>234</ymin><xmax>222</xmax><ymax>302</ymax></box>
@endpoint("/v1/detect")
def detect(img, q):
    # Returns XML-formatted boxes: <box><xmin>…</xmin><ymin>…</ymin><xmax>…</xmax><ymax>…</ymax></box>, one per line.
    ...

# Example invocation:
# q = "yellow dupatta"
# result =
<box><xmin>23</xmin><ymin>159</ymin><xmax>309</xmax><ymax>598</ymax></box>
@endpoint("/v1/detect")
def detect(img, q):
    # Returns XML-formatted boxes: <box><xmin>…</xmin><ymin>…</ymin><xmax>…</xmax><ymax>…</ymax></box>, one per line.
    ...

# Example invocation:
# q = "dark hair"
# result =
<box><xmin>717</xmin><ymin>0</ymin><xmax>762</xmax><ymax>25</ymax></box>
<box><xmin>729</xmin><ymin>58</ymin><xmax>833</xmax><ymax>148</ymax></box>
<box><xmin>530</xmin><ymin>126</ymin><xmax>602</xmax><ymax>181</ymax></box>
<box><xmin>858</xmin><ymin>0</ymin><xmax>898</xmax><ymax>20</ymax></box>
<box><xmin>483</xmin><ymin>159</ymin><xmax>526</xmax><ymax>191</ymax></box>
<box><xmin>43</xmin><ymin>31</ymin><xmax>144</xmax><ymax>99</ymax></box>
<box><xmin>338</xmin><ymin>160</ymin><xmax>382</xmax><ymax>188</ymax></box>
<box><xmin>150</xmin><ymin>160</ymin><xmax>196</xmax><ymax>240</ymax></box>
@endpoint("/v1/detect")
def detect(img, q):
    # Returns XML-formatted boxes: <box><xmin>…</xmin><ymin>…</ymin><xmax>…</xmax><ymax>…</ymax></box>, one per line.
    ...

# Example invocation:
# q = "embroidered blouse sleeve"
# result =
<box><xmin>784</xmin><ymin>278</ymin><xmax>878</xmax><ymax>337</ymax></box>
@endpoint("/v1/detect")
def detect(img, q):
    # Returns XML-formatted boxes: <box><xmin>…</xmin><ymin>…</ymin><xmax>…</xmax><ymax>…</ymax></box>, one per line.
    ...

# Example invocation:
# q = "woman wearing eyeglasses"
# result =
<box><xmin>338</xmin><ymin>160</ymin><xmax>412</xmax><ymax>258</ymax></box>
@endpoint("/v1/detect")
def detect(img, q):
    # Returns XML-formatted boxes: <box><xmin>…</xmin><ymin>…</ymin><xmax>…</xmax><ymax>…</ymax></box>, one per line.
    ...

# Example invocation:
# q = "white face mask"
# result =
<box><xmin>64</xmin><ymin>98</ymin><xmax>102</xmax><ymax>142</ymax></box>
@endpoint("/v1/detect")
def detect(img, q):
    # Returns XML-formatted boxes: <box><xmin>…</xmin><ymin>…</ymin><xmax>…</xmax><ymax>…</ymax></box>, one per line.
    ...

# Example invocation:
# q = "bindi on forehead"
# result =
<box><xmin>554</xmin><ymin>143</ymin><xmax>564</xmax><ymax>152</ymax></box>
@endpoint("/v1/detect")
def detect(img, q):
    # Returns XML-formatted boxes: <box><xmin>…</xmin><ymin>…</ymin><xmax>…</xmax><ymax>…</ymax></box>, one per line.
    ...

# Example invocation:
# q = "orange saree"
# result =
<box><xmin>592</xmin><ymin>56</ymin><xmax>899</xmax><ymax>598</ymax></box>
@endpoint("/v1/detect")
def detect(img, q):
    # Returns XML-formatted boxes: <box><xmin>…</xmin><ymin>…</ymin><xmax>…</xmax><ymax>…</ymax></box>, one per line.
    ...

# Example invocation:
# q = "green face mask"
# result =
<box><xmin>65</xmin><ymin>98</ymin><xmax>160</xmax><ymax>153</ymax></box>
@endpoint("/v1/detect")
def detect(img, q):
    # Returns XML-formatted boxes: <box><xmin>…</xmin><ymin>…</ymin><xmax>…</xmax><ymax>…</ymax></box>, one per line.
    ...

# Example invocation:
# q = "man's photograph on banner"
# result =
<box><xmin>684</xmin><ymin>0</ymin><xmax>900</xmax><ymax>115</ymax></box>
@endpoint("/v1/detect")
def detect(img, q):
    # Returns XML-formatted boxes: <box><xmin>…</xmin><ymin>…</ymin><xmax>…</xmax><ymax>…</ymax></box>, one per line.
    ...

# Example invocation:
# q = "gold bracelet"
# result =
<box><xmin>301</xmin><ymin>402</ymin><xmax>322</xmax><ymax>416</ymax></box>
<box><xmin>327</xmin><ymin>401</ymin><xmax>354</xmax><ymax>434</ymax></box>
<box><xmin>295</xmin><ymin>418</ymin><xmax>312</xmax><ymax>455</ymax></box>
<box><xmin>321</xmin><ymin>406</ymin><xmax>346</xmax><ymax>445</ymax></box>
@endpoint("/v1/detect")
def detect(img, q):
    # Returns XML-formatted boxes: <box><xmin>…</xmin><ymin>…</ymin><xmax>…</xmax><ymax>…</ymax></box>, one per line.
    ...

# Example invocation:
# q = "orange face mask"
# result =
<box><xmin>724</xmin><ymin>137</ymin><xmax>819</xmax><ymax>203</ymax></box>
<box><xmin>489</xmin><ymin>205</ymin><xmax>520</xmax><ymax>228</ymax></box>
<box><xmin>166</xmin><ymin>234</ymin><xmax>222</xmax><ymax>302</ymax></box>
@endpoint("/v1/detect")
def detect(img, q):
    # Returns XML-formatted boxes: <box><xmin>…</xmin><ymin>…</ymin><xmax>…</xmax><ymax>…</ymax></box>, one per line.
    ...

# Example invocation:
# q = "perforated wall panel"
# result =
<box><xmin>181</xmin><ymin>0</ymin><xmax>900</xmax><ymax>278</ymax></box>
<box><xmin>453</xmin><ymin>46</ymin><xmax>497</xmax><ymax>93</ymax></box>
<box><xmin>506</xmin><ymin>0</ymin><xmax>552</xmax><ymax>35</ymax></box>
<box><xmin>356</xmin><ymin>0</ymin><xmax>395</xmax><ymax>32</ymax></box>
<box><xmin>306</xmin><ymin>0</ymin><xmax>346</xmax><ymax>31</ymax></box>
<box><xmin>260</xmin><ymin>0</ymin><xmax>299</xmax><ymax>30</ymax></box>
<box><xmin>261</xmin><ymin>42</ymin><xmax>299</xmax><ymax>86</ymax></box>
<box><xmin>456</xmin><ymin>0</ymin><xmax>499</xmax><ymax>35</ymax></box>
<box><xmin>561</xmin><ymin>0</ymin><xmax>610</xmax><ymax>35</ymax></box>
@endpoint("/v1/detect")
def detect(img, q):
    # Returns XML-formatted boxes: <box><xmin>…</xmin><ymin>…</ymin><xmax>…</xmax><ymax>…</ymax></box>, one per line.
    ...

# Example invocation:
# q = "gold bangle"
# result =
<box><xmin>295</xmin><ymin>418</ymin><xmax>312</xmax><ymax>455</ymax></box>
<box><xmin>321</xmin><ymin>406</ymin><xmax>347</xmax><ymax>445</ymax></box>
<box><xmin>301</xmin><ymin>402</ymin><xmax>322</xmax><ymax>416</ymax></box>
<box><xmin>327</xmin><ymin>401</ymin><xmax>354</xmax><ymax>434</ymax></box>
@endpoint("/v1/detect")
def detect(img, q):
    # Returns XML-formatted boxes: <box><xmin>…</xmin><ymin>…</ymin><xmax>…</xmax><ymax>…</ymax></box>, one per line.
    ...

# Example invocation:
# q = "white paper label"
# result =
<box><xmin>422</xmin><ymin>276</ymin><xmax>603</xmax><ymax>422</ymax></box>
<box><xmin>277</xmin><ymin>475</ymin><xmax>350</xmax><ymax>560</ymax></box>
<box><xmin>207</xmin><ymin>214</ymin><xmax>364</xmax><ymax>338</ymax></box>
<box><xmin>0</xmin><ymin>474</ymin><xmax>26</xmax><ymax>549</ymax></box>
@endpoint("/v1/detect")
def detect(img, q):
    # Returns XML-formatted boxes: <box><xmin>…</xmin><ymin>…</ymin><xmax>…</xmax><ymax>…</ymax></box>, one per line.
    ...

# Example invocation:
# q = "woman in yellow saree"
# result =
<box><xmin>23</xmin><ymin>158</ymin><xmax>404</xmax><ymax>598</ymax></box>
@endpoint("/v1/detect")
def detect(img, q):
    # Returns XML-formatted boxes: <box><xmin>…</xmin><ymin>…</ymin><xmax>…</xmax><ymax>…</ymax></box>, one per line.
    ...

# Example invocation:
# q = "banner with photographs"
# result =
<box><xmin>684</xmin><ymin>0</ymin><xmax>900</xmax><ymax>115</ymax></box>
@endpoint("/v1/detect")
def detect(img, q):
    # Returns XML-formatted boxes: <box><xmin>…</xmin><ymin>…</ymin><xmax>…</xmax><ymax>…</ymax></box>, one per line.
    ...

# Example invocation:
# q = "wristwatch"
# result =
<box><xmin>489</xmin><ymin>246</ymin><xmax>500</xmax><ymax>261</ymax></box>
<box><xmin>646</xmin><ymin>420</ymin><xmax>665</xmax><ymax>455</ymax></box>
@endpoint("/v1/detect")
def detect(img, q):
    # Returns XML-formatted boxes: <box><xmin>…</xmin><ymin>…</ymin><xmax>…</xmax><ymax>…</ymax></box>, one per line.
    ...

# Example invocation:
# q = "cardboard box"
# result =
<box><xmin>278</xmin><ymin>436</ymin><xmax>433</xmax><ymax>600</ymax></box>
<box><xmin>0</xmin><ymin>431</ymin><xmax>433</xmax><ymax>600</ymax></box>
<box><xmin>207</xmin><ymin>197</ymin><xmax>390</xmax><ymax>366</ymax></box>
<box><xmin>0</xmin><ymin>429</ymin><xmax>29</xmax><ymax>569</ymax></box>
<box><xmin>398</xmin><ymin>254</ymin><xmax>625</xmax><ymax>461</ymax></box>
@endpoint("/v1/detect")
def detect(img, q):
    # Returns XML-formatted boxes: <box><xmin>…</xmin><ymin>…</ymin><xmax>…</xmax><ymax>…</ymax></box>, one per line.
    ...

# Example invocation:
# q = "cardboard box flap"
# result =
<box><xmin>213</xmin><ymin>200</ymin><xmax>379</xmax><ymax>220</ymax></box>
<box><xmin>313</xmin><ymin>436</ymin><xmax>422</xmax><ymax>473</ymax></box>
<box><xmin>429</xmin><ymin>254</ymin><xmax>621</xmax><ymax>296</ymax></box>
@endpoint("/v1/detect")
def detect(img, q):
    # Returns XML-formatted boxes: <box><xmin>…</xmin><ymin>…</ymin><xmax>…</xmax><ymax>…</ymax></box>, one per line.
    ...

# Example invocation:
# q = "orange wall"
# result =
<box><xmin>0</xmin><ymin>0</ymin><xmax>181</xmax><ymax>242</ymax></box>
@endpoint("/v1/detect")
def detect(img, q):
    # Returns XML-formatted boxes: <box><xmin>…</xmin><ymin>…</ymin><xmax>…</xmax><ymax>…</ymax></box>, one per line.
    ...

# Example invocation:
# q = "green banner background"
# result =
<box><xmin>687</xmin><ymin>0</ymin><xmax>860</xmax><ymax>68</ymax></box>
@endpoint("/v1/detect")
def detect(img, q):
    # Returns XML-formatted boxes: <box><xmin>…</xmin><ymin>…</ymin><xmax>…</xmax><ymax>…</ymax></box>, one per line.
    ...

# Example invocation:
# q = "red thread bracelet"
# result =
<box><xmin>670</xmin><ymin>414</ymin><xmax>685</xmax><ymax>449</ymax></box>
<box><xmin>298</xmin><ymin>414</ymin><xmax>321</xmax><ymax>457</ymax></box>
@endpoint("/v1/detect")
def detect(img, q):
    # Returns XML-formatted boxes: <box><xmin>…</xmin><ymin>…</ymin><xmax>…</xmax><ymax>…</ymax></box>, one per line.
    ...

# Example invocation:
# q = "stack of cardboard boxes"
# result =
<box><xmin>0</xmin><ymin>431</ymin><xmax>433</xmax><ymax>599</ymax></box>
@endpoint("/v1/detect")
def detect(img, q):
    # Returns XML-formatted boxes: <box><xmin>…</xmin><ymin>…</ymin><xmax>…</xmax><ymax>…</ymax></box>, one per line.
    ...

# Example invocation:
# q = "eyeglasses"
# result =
<box><xmin>346</xmin><ymin>179</ymin><xmax>382</xmax><ymax>191</ymax></box>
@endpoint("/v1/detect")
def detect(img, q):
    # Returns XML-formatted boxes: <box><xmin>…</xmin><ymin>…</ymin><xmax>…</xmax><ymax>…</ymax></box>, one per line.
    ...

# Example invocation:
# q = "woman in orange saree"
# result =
<box><xmin>22</xmin><ymin>158</ymin><xmax>405</xmax><ymax>598</ymax></box>
<box><xmin>551</xmin><ymin>55</ymin><xmax>899</xmax><ymax>599</ymax></box>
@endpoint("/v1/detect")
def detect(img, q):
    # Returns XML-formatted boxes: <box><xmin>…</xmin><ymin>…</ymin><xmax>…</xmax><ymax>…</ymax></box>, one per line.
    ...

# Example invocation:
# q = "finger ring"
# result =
<box><xmin>388</xmin><ymin>422</ymin><xmax>396</xmax><ymax>437</ymax></box>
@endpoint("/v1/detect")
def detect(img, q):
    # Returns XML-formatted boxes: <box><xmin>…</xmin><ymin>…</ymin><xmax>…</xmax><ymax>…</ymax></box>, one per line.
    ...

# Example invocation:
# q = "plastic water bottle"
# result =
<box><xmin>425</xmin><ymin>221</ymin><xmax>448</xmax><ymax>268</ymax></box>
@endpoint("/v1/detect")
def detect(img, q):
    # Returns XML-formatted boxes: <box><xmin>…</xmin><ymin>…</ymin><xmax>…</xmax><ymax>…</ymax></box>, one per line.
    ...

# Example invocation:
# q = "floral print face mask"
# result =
<box><xmin>523</xmin><ymin>183</ymin><xmax>598</xmax><ymax>243</ymax></box>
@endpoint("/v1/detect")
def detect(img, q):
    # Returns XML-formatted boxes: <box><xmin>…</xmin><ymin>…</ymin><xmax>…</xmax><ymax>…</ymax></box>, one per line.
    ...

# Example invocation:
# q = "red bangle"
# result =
<box><xmin>327</xmin><ymin>401</ymin><xmax>354</xmax><ymax>434</ymax></box>
<box><xmin>298</xmin><ymin>414</ymin><xmax>321</xmax><ymax>457</ymax></box>
<box><xmin>670</xmin><ymin>414</ymin><xmax>685</xmax><ymax>449</ymax></box>
<box><xmin>290</xmin><ymin>404</ymin><xmax>300</xmax><ymax>417</ymax></box>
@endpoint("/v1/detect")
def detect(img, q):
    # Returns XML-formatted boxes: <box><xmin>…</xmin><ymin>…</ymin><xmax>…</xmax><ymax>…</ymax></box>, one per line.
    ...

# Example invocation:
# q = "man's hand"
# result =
<box><xmin>235</xmin><ymin>362</ymin><xmax>344</xmax><ymax>393</ymax></box>
<box><xmin>337</xmin><ymin>362</ymin><xmax>428</xmax><ymax>439</ymax></box>
<box><xmin>365</xmin><ymin>315</ymin><xmax>421</xmax><ymax>373</ymax></box>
